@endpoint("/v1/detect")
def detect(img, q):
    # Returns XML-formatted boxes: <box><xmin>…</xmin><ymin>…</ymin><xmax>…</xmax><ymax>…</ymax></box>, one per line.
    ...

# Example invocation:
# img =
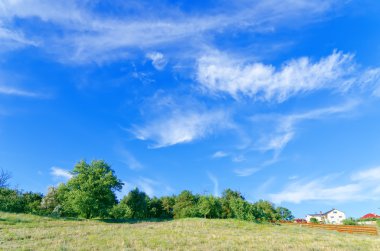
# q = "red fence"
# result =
<box><xmin>281</xmin><ymin>222</ymin><xmax>378</xmax><ymax>236</ymax></box>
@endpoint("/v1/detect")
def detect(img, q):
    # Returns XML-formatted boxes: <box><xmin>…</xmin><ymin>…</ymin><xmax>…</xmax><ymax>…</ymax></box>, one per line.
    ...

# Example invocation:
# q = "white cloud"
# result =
<box><xmin>255</xmin><ymin>100</ymin><xmax>359</xmax><ymax>152</ymax></box>
<box><xmin>146</xmin><ymin>52</ymin><xmax>167</xmax><ymax>70</ymax></box>
<box><xmin>133</xmin><ymin>109</ymin><xmax>231</xmax><ymax>148</ymax></box>
<box><xmin>211</xmin><ymin>151</ymin><xmax>228</xmax><ymax>158</ymax></box>
<box><xmin>0</xmin><ymin>85</ymin><xmax>40</xmax><ymax>97</ymax></box>
<box><xmin>0</xmin><ymin>25</ymin><xmax>38</xmax><ymax>51</ymax></box>
<box><xmin>207</xmin><ymin>172</ymin><xmax>219</xmax><ymax>197</ymax></box>
<box><xmin>234</xmin><ymin>167</ymin><xmax>260</xmax><ymax>177</ymax></box>
<box><xmin>0</xmin><ymin>0</ymin><xmax>342</xmax><ymax>62</ymax></box>
<box><xmin>352</xmin><ymin>166</ymin><xmax>380</xmax><ymax>182</ymax></box>
<box><xmin>197</xmin><ymin>50</ymin><xmax>380</xmax><ymax>102</ymax></box>
<box><xmin>117</xmin><ymin>147</ymin><xmax>143</xmax><ymax>170</ymax></box>
<box><xmin>50</xmin><ymin>166</ymin><xmax>72</xmax><ymax>180</ymax></box>
<box><xmin>270</xmin><ymin>166</ymin><xmax>380</xmax><ymax>204</ymax></box>
<box><xmin>122</xmin><ymin>177</ymin><xmax>173</xmax><ymax>198</ymax></box>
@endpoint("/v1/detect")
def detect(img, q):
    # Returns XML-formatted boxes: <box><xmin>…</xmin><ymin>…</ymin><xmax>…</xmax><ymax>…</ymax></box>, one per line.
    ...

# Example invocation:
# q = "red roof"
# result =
<box><xmin>361</xmin><ymin>213</ymin><xmax>380</xmax><ymax>219</ymax></box>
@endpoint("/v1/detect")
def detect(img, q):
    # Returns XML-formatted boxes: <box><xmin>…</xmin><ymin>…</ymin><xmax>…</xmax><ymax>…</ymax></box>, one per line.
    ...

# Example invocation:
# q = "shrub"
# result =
<box><xmin>310</xmin><ymin>217</ymin><xmax>319</xmax><ymax>224</ymax></box>
<box><xmin>343</xmin><ymin>217</ymin><xmax>357</xmax><ymax>225</ymax></box>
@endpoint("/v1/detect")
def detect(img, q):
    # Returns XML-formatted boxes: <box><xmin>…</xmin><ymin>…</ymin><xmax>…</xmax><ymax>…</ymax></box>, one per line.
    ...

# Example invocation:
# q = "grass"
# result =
<box><xmin>1</xmin><ymin>212</ymin><xmax>380</xmax><ymax>250</ymax></box>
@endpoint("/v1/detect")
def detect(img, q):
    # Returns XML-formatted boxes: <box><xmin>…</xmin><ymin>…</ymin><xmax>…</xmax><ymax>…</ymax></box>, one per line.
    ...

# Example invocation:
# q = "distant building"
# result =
<box><xmin>305</xmin><ymin>209</ymin><xmax>346</xmax><ymax>224</ymax></box>
<box><xmin>360</xmin><ymin>213</ymin><xmax>380</xmax><ymax>220</ymax></box>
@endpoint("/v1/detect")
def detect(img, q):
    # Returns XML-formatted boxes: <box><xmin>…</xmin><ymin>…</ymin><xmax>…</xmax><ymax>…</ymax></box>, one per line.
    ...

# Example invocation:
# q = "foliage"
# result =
<box><xmin>58</xmin><ymin>160</ymin><xmax>123</xmax><ymax>219</ymax></box>
<box><xmin>0</xmin><ymin>159</ymin><xmax>294</xmax><ymax>225</ymax></box>
<box><xmin>276</xmin><ymin>206</ymin><xmax>295</xmax><ymax>221</ymax></box>
<box><xmin>310</xmin><ymin>217</ymin><xmax>319</xmax><ymax>224</ymax></box>
<box><xmin>173</xmin><ymin>190</ymin><xmax>199</xmax><ymax>218</ymax></box>
<box><xmin>40</xmin><ymin>187</ymin><xmax>60</xmax><ymax>214</ymax></box>
<box><xmin>22</xmin><ymin>192</ymin><xmax>43</xmax><ymax>214</ymax></box>
<box><xmin>220</xmin><ymin>189</ymin><xmax>245</xmax><ymax>218</ymax></box>
<box><xmin>198</xmin><ymin>195</ymin><xmax>222</xmax><ymax>218</ymax></box>
<box><xmin>110</xmin><ymin>203</ymin><xmax>133</xmax><ymax>219</ymax></box>
<box><xmin>342</xmin><ymin>217</ymin><xmax>357</xmax><ymax>225</ymax></box>
<box><xmin>0</xmin><ymin>188</ymin><xmax>24</xmax><ymax>212</ymax></box>
<box><xmin>120</xmin><ymin>188</ymin><xmax>149</xmax><ymax>219</ymax></box>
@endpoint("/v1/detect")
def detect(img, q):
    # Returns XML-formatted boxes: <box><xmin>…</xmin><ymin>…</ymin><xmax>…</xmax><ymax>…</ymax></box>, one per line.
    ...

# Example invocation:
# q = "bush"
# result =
<box><xmin>310</xmin><ymin>217</ymin><xmax>319</xmax><ymax>224</ymax></box>
<box><xmin>343</xmin><ymin>217</ymin><xmax>357</xmax><ymax>225</ymax></box>
<box><xmin>0</xmin><ymin>188</ymin><xmax>24</xmax><ymax>212</ymax></box>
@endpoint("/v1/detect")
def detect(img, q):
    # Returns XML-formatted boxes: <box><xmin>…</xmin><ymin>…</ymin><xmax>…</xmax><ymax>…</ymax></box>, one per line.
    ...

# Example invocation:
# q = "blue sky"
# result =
<box><xmin>1</xmin><ymin>0</ymin><xmax>380</xmax><ymax>218</ymax></box>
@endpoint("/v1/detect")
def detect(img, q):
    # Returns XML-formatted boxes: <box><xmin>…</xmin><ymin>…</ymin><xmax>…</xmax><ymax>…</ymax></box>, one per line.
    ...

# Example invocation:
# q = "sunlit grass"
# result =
<box><xmin>1</xmin><ymin>212</ymin><xmax>379</xmax><ymax>250</ymax></box>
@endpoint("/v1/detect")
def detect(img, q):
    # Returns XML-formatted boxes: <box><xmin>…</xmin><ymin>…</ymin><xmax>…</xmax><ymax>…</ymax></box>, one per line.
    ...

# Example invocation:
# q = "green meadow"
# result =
<box><xmin>1</xmin><ymin>212</ymin><xmax>380</xmax><ymax>251</ymax></box>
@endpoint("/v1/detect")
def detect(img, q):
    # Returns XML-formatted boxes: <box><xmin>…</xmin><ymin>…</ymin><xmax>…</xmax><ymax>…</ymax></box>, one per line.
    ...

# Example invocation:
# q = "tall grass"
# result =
<box><xmin>1</xmin><ymin>212</ymin><xmax>380</xmax><ymax>250</ymax></box>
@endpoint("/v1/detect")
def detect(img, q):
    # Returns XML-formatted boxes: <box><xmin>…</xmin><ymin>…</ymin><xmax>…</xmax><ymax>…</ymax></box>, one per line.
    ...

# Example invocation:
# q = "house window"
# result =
<box><xmin>333</xmin><ymin>211</ymin><xmax>337</xmax><ymax>214</ymax></box>
<box><xmin>339</xmin><ymin>216</ymin><xmax>342</xmax><ymax>218</ymax></box>
<box><xmin>331</xmin><ymin>216</ymin><xmax>334</xmax><ymax>218</ymax></box>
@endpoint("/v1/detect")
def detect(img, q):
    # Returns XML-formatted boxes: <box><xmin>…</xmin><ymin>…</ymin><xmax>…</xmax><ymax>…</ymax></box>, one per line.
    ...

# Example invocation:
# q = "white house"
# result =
<box><xmin>306</xmin><ymin>209</ymin><xmax>346</xmax><ymax>224</ymax></box>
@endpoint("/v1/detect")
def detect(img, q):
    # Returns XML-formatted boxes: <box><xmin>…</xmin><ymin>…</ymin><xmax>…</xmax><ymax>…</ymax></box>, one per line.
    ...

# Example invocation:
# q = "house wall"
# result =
<box><xmin>325</xmin><ymin>210</ymin><xmax>346</xmax><ymax>224</ymax></box>
<box><xmin>305</xmin><ymin>210</ymin><xmax>346</xmax><ymax>224</ymax></box>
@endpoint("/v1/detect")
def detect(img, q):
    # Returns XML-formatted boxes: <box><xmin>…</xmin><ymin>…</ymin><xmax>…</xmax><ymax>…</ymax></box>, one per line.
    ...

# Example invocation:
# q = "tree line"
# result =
<box><xmin>0</xmin><ymin>160</ymin><xmax>294</xmax><ymax>222</ymax></box>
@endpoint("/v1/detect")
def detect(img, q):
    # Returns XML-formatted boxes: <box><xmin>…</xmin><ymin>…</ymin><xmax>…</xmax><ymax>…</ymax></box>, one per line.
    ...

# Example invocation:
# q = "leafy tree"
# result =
<box><xmin>59</xmin><ymin>160</ymin><xmax>123</xmax><ymax>219</ymax></box>
<box><xmin>253</xmin><ymin>200</ymin><xmax>278</xmax><ymax>221</ymax></box>
<box><xmin>220</xmin><ymin>189</ymin><xmax>245</xmax><ymax>219</ymax></box>
<box><xmin>0</xmin><ymin>188</ymin><xmax>24</xmax><ymax>212</ymax></box>
<box><xmin>120</xmin><ymin>188</ymin><xmax>150</xmax><ymax>219</ymax></box>
<box><xmin>160</xmin><ymin>196</ymin><xmax>175</xmax><ymax>218</ymax></box>
<box><xmin>173</xmin><ymin>190</ymin><xmax>199</xmax><ymax>218</ymax></box>
<box><xmin>276</xmin><ymin>206</ymin><xmax>294</xmax><ymax>221</ymax></box>
<box><xmin>40</xmin><ymin>187</ymin><xmax>60</xmax><ymax>214</ymax></box>
<box><xmin>22</xmin><ymin>192</ymin><xmax>43</xmax><ymax>214</ymax></box>
<box><xmin>229</xmin><ymin>197</ymin><xmax>252</xmax><ymax>220</ymax></box>
<box><xmin>0</xmin><ymin>168</ymin><xmax>11</xmax><ymax>188</ymax></box>
<box><xmin>198</xmin><ymin>195</ymin><xmax>222</xmax><ymax>219</ymax></box>
<box><xmin>148</xmin><ymin>197</ymin><xmax>164</xmax><ymax>218</ymax></box>
<box><xmin>109</xmin><ymin>203</ymin><xmax>133</xmax><ymax>219</ymax></box>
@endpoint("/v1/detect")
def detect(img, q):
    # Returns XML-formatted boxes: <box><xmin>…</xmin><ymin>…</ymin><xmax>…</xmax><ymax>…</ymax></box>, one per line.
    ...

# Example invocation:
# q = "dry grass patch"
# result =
<box><xmin>1</xmin><ymin>212</ymin><xmax>380</xmax><ymax>250</ymax></box>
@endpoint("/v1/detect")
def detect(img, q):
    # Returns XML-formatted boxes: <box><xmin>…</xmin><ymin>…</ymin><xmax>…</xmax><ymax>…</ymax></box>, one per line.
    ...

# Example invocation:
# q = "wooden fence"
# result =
<box><xmin>281</xmin><ymin>222</ymin><xmax>378</xmax><ymax>236</ymax></box>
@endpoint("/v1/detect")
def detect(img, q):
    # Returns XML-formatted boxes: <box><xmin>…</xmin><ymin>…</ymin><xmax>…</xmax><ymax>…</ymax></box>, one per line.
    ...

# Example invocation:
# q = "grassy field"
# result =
<box><xmin>1</xmin><ymin>212</ymin><xmax>380</xmax><ymax>250</ymax></box>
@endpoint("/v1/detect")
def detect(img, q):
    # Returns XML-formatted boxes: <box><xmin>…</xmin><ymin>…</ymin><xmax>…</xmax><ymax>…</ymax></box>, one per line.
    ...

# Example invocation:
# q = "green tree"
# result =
<box><xmin>276</xmin><ymin>206</ymin><xmax>294</xmax><ymax>221</ymax></box>
<box><xmin>161</xmin><ymin>196</ymin><xmax>175</xmax><ymax>218</ymax></box>
<box><xmin>22</xmin><ymin>192</ymin><xmax>43</xmax><ymax>214</ymax></box>
<box><xmin>220</xmin><ymin>189</ymin><xmax>245</xmax><ymax>219</ymax></box>
<box><xmin>109</xmin><ymin>203</ymin><xmax>133</xmax><ymax>219</ymax></box>
<box><xmin>253</xmin><ymin>200</ymin><xmax>278</xmax><ymax>222</ymax></box>
<box><xmin>173</xmin><ymin>190</ymin><xmax>199</xmax><ymax>218</ymax></box>
<box><xmin>198</xmin><ymin>195</ymin><xmax>222</xmax><ymax>219</ymax></box>
<box><xmin>0</xmin><ymin>188</ymin><xmax>24</xmax><ymax>212</ymax></box>
<box><xmin>40</xmin><ymin>187</ymin><xmax>60</xmax><ymax>214</ymax></box>
<box><xmin>148</xmin><ymin>197</ymin><xmax>164</xmax><ymax>218</ymax></box>
<box><xmin>59</xmin><ymin>160</ymin><xmax>123</xmax><ymax>219</ymax></box>
<box><xmin>120</xmin><ymin>188</ymin><xmax>150</xmax><ymax>219</ymax></box>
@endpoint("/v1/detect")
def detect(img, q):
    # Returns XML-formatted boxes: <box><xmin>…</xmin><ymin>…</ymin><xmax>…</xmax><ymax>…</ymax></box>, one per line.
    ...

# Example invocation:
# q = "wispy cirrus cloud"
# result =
<box><xmin>233</xmin><ymin>101</ymin><xmax>359</xmax><ymax>177</ymax></box>
<box><xmin>270</xmin><ymin>166</ymin><xmax>380</xmax><ymax>204</ymax></box>
<box><xmin>133</xmin><ymin>109</ymin><xmax>231</xmax><ymax>148</ymax></box>
<box><xmin>254</xmin><ymin>100</ymin><xmax>360</xmax><ymax>152</ymax></box>
<box><xmin>122</xmin><ymin>177</ymin><xmax>173</xmax><ymax>198</ymax></box>
<box><xmin>116</xmin><ymin>146</ymin><xmax>143</xmax><ymax>170</ymax></box>
<box><xmin>207</xmin><ymin>172</ymin><xmax>220</xmax><ymax>197</ymax></box>
<box><xmin>0</xmin><ymin>85</ymin><xmax>40</xmax><ymax>97</ymax></box>
<box><xmin>0</xmin><ymin>0</ymin><xmax>343</xmax><ymax>62</ymax></box>
<box><xmin>197</xmin><ymin>50</ymin><xmax>380</xmax><ymax>102</ymax></box>
<box><xmin>50</xmin><ymin>166</ymin><xmax>72</xmax><ymax>180</ymax></box>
